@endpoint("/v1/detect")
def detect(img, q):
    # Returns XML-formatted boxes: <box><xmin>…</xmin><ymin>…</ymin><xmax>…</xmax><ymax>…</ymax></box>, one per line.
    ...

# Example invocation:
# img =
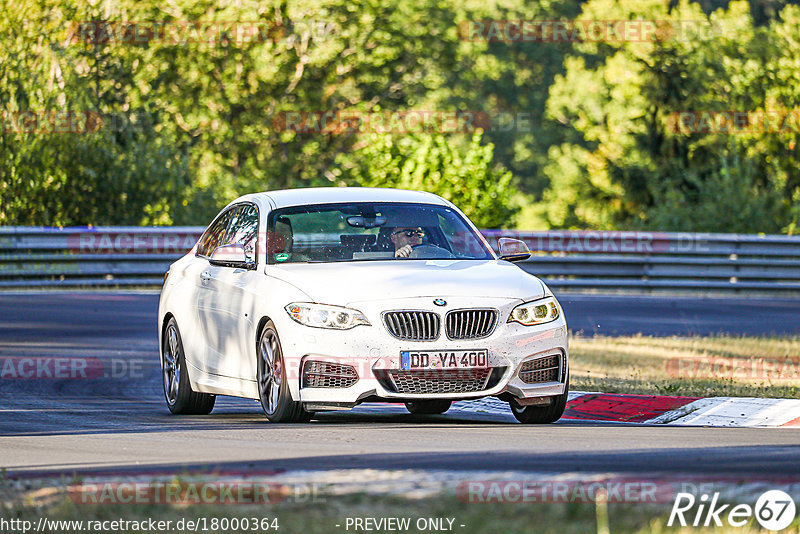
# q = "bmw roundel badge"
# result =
<box><xmin>433</xmin><ymin>299</ymin><xmax>447</xmax><ymax>306</ymax></box>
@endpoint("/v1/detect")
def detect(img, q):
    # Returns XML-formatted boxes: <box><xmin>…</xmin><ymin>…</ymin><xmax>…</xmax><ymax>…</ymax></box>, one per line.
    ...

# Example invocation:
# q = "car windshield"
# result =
<box><xmin>267</xmin><ymin>202</ymin><xmax>494</xmax><ymax>264</ymax></box>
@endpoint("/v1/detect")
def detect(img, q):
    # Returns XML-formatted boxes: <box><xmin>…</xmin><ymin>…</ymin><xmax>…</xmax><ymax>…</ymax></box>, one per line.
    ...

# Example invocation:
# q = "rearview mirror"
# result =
<box><xmin>347</xmin><ymin>215</ymin><xmax>387</xmax><ymax>228</ymax></box>
<box><xmin>209</xmin><ymin>243</ymin><xmax>253</xmax><ymax>269</ymax></box>
<box><xmin>498</xmin><ymin>238</ymin><xmax>531</xmax><ymax>262</ymax></box>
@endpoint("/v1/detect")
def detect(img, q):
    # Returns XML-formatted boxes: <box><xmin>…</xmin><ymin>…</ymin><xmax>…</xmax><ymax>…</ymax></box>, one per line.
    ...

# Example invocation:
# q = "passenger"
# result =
<box><xmin>273</xmin><ymin>217</ymin><xmax>310</xmax><ymax>262</ymax></box>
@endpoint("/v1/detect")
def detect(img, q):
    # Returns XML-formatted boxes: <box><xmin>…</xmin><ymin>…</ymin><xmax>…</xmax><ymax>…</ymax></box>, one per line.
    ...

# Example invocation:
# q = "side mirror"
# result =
<box><xmin>498</xmin><ymin>237</ymin><xmax>531</xmax><ymax>262</ymax></box>
<box><xmin>209</xmin><ymin>243</ymin><xmax>253</xmax><ymax>269</ymax></box>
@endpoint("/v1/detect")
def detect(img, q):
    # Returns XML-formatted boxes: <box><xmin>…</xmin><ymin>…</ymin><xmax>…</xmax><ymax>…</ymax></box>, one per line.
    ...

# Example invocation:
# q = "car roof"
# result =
<box><xmin>233</xmin><ymin>187</ymin><xmax>450</xmax><ymax>210</ymax></box>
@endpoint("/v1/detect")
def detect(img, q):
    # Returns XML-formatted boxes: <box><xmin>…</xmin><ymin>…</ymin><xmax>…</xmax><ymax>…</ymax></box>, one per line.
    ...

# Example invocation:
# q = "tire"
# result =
<box><xmin>404</xmin><ymin>400</ymin><xmax>452</xmax><ymax>415</ymax></box>
<box><xmin>161</xmin><ymin>318</ymin><xmax>216</xmax><ymax>415</ymax></box>
<box><xmin>509</xmin><ymin>380</ymin><xmax>569</xmax><ymax>424</ymax></box>
<box><xmin>257</xmin><ymin>321</ymin><xmax>313</xmax><ymax>423</ymax></box>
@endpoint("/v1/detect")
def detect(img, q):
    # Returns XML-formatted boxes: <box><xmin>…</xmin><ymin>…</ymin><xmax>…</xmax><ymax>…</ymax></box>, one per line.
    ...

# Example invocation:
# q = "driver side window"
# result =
<box><xmin>197</xmin><ymin>208</ymin><xmax>235</xmax><ymax>258</ymax></box>
<box><xmin>222</xmin><ymin>204</ymin><xmax>259</xmax><ymax>265</ymax></box>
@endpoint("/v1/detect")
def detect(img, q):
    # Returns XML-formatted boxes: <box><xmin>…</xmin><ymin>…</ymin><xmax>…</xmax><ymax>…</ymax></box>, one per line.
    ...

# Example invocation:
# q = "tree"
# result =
<box><xmin>339</xmin><ymin>131</ymin><xmax>519</xmax><ymax>228</ymax></box>
<box><xmin>542</xmin><ymin>0</ymin><xmax>800</xmax><ymax>232</ymax></box>
<box><xmin>0</xmin><ymin>0</ymin><xmax>190</xmax><ymax>225</ymax></box>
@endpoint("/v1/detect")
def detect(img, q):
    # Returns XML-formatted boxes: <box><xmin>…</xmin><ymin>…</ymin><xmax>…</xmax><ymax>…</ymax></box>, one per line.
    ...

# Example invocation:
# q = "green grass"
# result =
<box><xmin>570</xmin><ymin>335</ymin><xmax>800</xmax><ymax>398</ymax></box>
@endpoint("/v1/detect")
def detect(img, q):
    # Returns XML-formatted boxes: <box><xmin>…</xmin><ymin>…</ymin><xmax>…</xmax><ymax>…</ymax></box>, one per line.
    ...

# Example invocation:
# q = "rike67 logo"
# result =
<box><xmin>669</xmin><ymin>490</ymin><xmax>796</xmax><ymax>530</ymax></box>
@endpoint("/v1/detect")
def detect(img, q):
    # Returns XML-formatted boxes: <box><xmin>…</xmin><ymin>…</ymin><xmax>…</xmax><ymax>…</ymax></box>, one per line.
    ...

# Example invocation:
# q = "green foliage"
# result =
<box><xmin>0</xmin><ymin>0</ymin><xmax>190</xmax><ymax>225</ymax></box>
<box><xmin>1</xmin><ymin>0</ymin><xmax>528</xmax><ymax>227</ymax></box>
<box><xmin>1</xmin><ymin>125</ymin><xmax>190</xmax><ymax>226</ymax></box>
<box><xmin>339</xmin><ymin>131</ymin><xmax>518</xmax><ymax>228</ymax></box>
<box><xmin>2</xmin><ymin>0</ymin><xmax>800</xmax><ymax>232</ymax></box>
<box><xmin>543</xmin><ymin>0</ymin><xmax>800</xmax><ymax>233</ymax></box>
<box><xmin>645</xmin><ymin>152</ymin><xmax>786</xmax><ymax>232</ymax></box>
<box><xmin>133</xmin><ymin>0</ymin><xmax>466</xmax><ymax>215</ymax></box>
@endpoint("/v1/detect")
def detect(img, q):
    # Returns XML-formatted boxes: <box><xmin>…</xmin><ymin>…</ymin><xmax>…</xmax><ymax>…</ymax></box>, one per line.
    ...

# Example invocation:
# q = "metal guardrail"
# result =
<box><xmin>0</xmin><ymin>227</ymin><xmax>200</xmax><ymax>288</ymax></box>
<box><xmin>1</xmin><ymin>227</ymin><xmax>799</xmax><ymax>292</ymax></box>
<box><xmin>482</xmin><ymin>230</ymin><xmax>800</xmax><ymax>293</ymax></box>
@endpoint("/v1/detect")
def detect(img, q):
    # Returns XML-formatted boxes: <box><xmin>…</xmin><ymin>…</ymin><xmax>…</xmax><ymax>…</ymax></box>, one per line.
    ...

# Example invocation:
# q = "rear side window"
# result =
<box><xmin>196</xmin><ymin>208</ymin><xmax>235</xmax><ymax>258</ymax></box>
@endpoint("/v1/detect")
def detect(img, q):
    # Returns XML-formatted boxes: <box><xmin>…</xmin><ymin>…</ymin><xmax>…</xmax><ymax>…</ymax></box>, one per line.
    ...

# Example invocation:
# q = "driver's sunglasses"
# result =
<box><xmin>393</xmin><ymin>229</ymin><xmax>425</xmax><ymax>238</ymax></box>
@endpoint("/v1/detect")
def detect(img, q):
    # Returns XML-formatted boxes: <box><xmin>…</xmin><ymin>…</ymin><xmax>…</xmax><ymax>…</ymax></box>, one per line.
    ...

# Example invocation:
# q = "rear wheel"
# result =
<box><xmin>509</xmin><ymin>380</ymin><xmax>569</xmax><ymax>424</ymax></box>
<box><xmin>405</xmin><ymin>400</ymin><xmax>452</xmax><ymax>415</ymax></box>
<box><xmin>161</xmin><ymin>318</ymin><xmax>216</xmax><ymax>415</ymax></box>
<box><xmin>257</xmin><ymin>321</ymin><xmax>312</xmax><ymax>423</ymax></box>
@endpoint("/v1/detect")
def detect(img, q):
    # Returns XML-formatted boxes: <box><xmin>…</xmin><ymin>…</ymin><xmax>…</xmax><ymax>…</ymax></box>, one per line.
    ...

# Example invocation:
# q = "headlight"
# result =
<box><xmin>285</xmin><ymin>303</ymin><xmax>371</xmax><ymax>330</ymax></box>
<box><xmin>508</xmin><ymin>296</ymin><xmax>561</xmax><ymax>326</ymax></box>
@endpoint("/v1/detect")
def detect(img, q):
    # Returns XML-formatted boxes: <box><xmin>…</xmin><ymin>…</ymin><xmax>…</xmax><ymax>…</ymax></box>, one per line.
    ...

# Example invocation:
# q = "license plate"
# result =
<box><xmin>400</xmin><ymin>350</ymin><xmax>489</xmax><ymax>370</ymax></box>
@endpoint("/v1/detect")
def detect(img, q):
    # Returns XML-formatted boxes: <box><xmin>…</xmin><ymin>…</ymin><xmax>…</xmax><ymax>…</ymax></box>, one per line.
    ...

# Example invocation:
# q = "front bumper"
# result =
<box><xmin>277</xmin><ymin>296</ymin><xmax>569</xmax><ymax>405</ymax></box>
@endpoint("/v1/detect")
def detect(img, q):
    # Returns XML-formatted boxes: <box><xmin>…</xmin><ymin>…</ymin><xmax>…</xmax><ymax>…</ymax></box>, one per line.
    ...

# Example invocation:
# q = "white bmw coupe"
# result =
<box><xmin>158</xmin><ymin>188</ymin><xmax>569</xmax><ymax>423</ymax></box>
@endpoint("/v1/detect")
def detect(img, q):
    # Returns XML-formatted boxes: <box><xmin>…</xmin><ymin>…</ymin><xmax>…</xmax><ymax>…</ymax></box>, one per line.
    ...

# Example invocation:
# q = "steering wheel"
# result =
<box><xmin>408</xmin><ymin>244</ymin><xmax>455</xmax><ymax>259</ymax></box>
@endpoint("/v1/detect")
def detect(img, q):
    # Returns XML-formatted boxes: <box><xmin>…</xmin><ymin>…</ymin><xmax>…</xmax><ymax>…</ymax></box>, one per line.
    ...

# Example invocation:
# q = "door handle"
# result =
<box><xmin>200</xmin><ymin>271</ymin><xmax>212</xmax><ymax>282</ymax></box>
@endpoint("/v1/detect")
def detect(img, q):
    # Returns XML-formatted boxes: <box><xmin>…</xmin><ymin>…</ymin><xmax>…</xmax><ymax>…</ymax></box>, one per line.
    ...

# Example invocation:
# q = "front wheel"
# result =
<box><xmin>257</xmin><ymin>321</ymin><xmax>312</xmax><ymax>423</ymax></box>
<box><xmin>405</xmin><ymin>400</ymin><xmax>452</xmax><ymax>415</ymax></box>
<box><xmin>509</xmin><ymin>380</ymin><xmax>569</xmax><ymax>424</ymax></box>
<box><xmin>161</xmin><ymin>318</ymin><xmax>215</xmax><ymax>415</ymax></box>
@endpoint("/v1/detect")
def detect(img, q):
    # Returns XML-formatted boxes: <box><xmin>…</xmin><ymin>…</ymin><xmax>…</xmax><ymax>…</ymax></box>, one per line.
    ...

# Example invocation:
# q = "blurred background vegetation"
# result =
<box><xmin>0</xmin><ymin>0</ymin><xmax>799</xmax><ymax>231</ymax></box>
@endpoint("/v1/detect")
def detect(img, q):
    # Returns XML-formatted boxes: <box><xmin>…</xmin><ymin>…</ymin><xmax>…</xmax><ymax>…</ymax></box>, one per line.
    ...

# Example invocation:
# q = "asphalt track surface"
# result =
<box><xmin>1</xmin><ymin>291</ymin><xmax>799</xmax><ymax>479</ymax></box>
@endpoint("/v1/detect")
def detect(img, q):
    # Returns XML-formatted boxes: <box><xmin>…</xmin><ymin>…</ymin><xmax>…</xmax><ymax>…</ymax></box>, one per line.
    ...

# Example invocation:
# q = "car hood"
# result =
<box><xmin>266</xmin><ymin>260</ymin><xmax>544</xmax><ymax>305</ymax></box>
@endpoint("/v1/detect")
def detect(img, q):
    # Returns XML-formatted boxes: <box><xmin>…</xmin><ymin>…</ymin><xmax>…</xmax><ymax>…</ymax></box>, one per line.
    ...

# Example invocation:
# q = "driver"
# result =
<box><xmin>390</xmin><ymin>227</ymin><xmax>425</xmax><ymax>258</ymax></box>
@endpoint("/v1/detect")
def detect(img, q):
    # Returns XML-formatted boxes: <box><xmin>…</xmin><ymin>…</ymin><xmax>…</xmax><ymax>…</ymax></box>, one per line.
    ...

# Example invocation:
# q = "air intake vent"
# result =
<box><xmin>518</xmin><ymin>355</ymin><xmax>561</xmax><ymax>384</ymax></box>
<box><xmin>302</xmin><ymin>360</ymin><xmax>358</xmax><ymax>388</ymax></box>
<box><xmin>445</xmin><ymin>309</ymin><xmax>498</xmax><ymax>340</ymax></box>
<box><xmin>384</xmin><ymin>369</ymin><xmax>492</xmax><ymax>394</ymax></box>
<box><xmin>383</xmin><ymin>311</ymin><xmax>440</xmax><ymax>341</ymax></box>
